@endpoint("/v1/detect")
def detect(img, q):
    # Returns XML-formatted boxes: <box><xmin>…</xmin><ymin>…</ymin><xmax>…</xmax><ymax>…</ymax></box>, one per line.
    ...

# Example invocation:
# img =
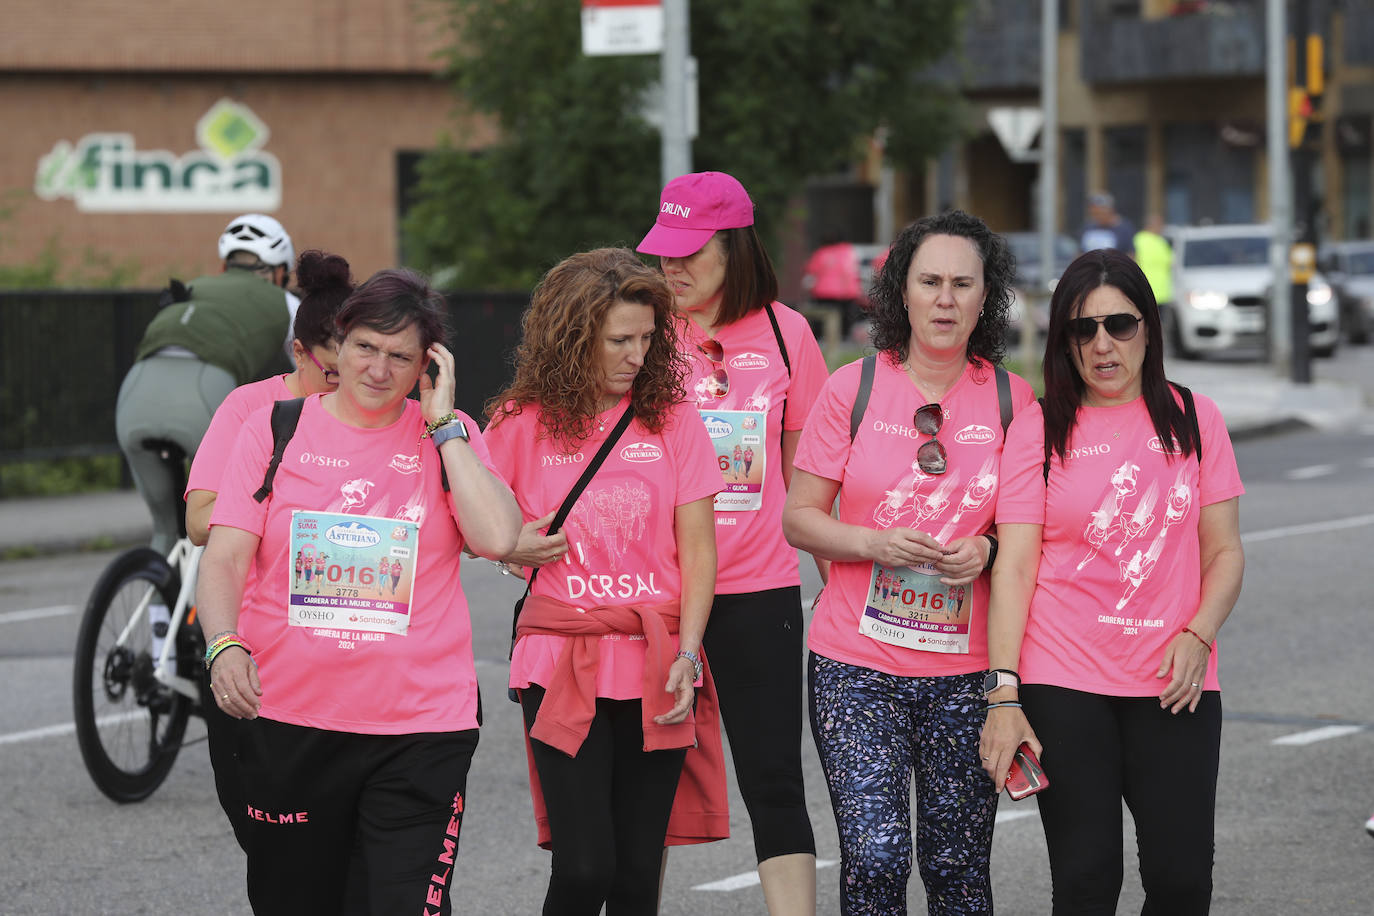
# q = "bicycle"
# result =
<box><xmin>72</xmin><ymin>439</ymin><xmax>207</xmax><ymax>802</ymax></box>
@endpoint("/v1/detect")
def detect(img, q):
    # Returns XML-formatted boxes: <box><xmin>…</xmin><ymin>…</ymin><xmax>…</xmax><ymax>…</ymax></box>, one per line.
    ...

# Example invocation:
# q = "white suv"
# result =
<box><xmin>1168</xmin><ymin>224</ymin><xmax>1338</xmax><ymax>359</ymax></box>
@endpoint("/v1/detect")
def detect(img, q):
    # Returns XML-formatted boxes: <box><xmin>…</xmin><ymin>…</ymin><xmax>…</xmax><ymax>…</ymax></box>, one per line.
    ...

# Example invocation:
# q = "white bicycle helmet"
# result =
<box><xmin>217</xmin><ymin>213</ymin><xmax>295</xmax><ymax>268</ymax></box>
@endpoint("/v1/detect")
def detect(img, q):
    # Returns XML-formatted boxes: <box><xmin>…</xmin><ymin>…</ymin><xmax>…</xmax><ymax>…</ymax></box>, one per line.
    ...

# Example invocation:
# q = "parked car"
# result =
<box><xmin>1167</xmin><ymin>223</ymin><xmax>1338</xmax><ymax>359</ymax></box>
<box><xmin>1004</xmin><ymin>231</ymin><xmax>1080</xmax><ymax>341</ymax></box>
<box><xmin>1318</xmin><ymin>239</ymin><xmax>1374</xmax><ymax>344</ymax></box>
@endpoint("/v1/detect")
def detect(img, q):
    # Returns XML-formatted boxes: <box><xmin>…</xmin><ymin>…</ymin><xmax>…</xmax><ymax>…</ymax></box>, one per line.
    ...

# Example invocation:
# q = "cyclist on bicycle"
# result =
<box><xmin>115</xmin><ymin>213</ymin><xmax>297</xmax><ymax>556</ymax></box>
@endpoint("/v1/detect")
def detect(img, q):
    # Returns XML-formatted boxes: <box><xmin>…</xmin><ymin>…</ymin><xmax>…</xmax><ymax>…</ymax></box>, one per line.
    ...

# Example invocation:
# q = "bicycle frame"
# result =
<box><xmin>111</xmin><ymin>536</ymin><xmax>203</xmax><ymax>702</ymax></box>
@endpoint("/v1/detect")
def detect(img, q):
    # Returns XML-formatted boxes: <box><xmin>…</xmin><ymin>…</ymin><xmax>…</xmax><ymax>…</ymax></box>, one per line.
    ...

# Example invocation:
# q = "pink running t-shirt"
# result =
<box><xmin>483</xmin><ymin>397</ymin><xmax>721</xmax><ymax>699</ymax></box>
<box><xmin>186</xmin><ymin>375</ymin><xmax>292</xmax><ymax>496</ymax></box>
<box><xmin>996</xmin><ymin>393</ymin><xmax>1244</xmax><ymax>695</ymax></box>
<box><xmin>210</xmin><ymin>395</ymin><xmax>496</xmax><ymax>734</ymax></box>
<box><xmin>677</xmin><ymin>302</ymin><xmax>828</xmax><ymax>594</ymax></box>
<box><xmin>794</xmin><ymin>355</ymin><xmax>1035</xmax><ymax>677</ymax></box>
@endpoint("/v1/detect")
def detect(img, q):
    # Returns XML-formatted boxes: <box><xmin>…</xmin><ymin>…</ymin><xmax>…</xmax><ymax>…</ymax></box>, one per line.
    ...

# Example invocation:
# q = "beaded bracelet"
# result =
<box><xmin>985</xmin><ymin>701</ymin><xmax>1023</xmax><ymax>711</ymax></box>
<box><xmin>1181</xmin><ymin>626</ymin><xmax>1213</xmax><ymax>650</ymax></box>
<box><xmin>423</xmin><ymin>412</ymin><xmax>459</xmax><ymax>438</ymax></box>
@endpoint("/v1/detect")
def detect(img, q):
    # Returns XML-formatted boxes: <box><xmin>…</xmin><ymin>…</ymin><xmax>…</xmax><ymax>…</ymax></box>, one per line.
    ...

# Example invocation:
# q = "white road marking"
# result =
<box><xmin>995</xmin><ymin>808</ymin><xmax>1038</xmax><ymax>824</ymax></box>
<box><xmin>1241</xmin><ymin>513</ymin><xmax>1374</xmax><ymax>544</ymax></box>
<box><xmin>0</xmin><ymin>604</ymin><xmax>77</xmax><ymax>625</ymax></box>
<box><xmin>693</xmin><ymin>860</ymin><xmax>838</xmax><ymax>892</ymax></box>
<box><xmin>1285</xmin><ymin>464</ymin><xmax>1337</xmax><ymax>480</ymax></box>
<box><xmin>1272</xmin><ymin>725</ymin><xmax>1364</xmax><ymax>746</ymax></box>
<box><xmin>0</xmin><ymin>711</ymin><xmax>143</xmax><ymax>747</ymax></box>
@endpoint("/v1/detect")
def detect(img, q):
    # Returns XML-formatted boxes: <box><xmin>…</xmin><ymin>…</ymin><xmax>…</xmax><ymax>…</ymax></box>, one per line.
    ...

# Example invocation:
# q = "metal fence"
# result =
<box><xmin>0</xmin><ymin>288</ymin><xmax>529</xmax><ymax>480</ymax></box>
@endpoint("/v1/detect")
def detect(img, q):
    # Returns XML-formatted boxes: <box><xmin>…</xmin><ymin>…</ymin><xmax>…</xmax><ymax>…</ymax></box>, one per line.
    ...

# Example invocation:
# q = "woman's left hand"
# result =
<box><xmin>654</xmin><ymin>657</ymin><xmax>697</xmax><ymax>725</ymax></box>
<box><xmin>1156</xmin><ymin>631</ymin><xmax>1211</xmax><ymax>714</ymax></box>
<box><xmin>419</xmin><ymin>342</ymin><xmax>457</xmax><ymax>426</ymax></box>
<box><xmin>935</xmin><ymin>535</ymin><xmax>987</xmax><ymax>586</ymax></box>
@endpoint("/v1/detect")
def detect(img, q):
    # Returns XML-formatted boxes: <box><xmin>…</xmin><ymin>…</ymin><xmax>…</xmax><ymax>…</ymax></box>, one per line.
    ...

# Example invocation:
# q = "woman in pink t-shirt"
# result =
<box><xmin>981</xmin><ymin>249</ymin><xmax>1245</xmax><ymax>913</ymax></box>
<box><xmin>483</xmin><ymin>248</ymin><xmax>720</xmax><ymax>914</ymax></box>
<box><xmin>638</xmin><ymin>171</ymin><xmax>830</xmax><ymax>910</ymax></box>
<box><xmin>784</xmin><ymin>210</ymin><xmax>1034</xmax><ymax>913</ymax></box>
<box><xmin>195</xmin><ymin>268</ymin><xmax>521</xmax><ymax>915</ymax></box>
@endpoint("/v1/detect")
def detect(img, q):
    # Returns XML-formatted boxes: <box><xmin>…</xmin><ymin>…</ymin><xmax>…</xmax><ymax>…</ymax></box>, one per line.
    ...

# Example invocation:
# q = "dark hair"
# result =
<box><xmin>292</xmin><ymin>250</ymin><xmax>354</xmax><ymax>349</ymax></box>
<box><xmin>713</xmin><ymin>225</ymin><xmax>780</xmax><ymax>326</ymax></box>
<box><xmin>335</xmin><ymin>267</ymin><xmax>449</xmax><ymax>352</ymax></box>
<box><xmin>488</xmin><ymin>248</ymin><xmax>686</xmax><ymax>446</ymax></box>
<box><xmin>868</xmin><ymin>210</ymin><xmax>1013</xmax><ymax>367</ymax></box>
<box><xmin>1042</xmin><ymin>248</ymin><xmax>1199</xmax><ymax>464</ymax></box>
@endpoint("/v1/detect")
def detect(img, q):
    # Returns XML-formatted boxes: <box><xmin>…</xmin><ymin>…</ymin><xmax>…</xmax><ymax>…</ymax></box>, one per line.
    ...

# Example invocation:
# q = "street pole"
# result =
<box><xmin>1266</xmin><ymin>0</ymin><xmax>1292</xmax><ymax>374</ymax></box>
<box><xmin>660</xmin><ymin>0</ymin><xmax>691</xmax><ymax>186</ymax></box>
<box><xmin>1030</xmin><ymin>0</ymin><xmax>1059</xmax><ymax>374</ymax></box>
<box><xmin>1289</xmin><ymin>0</ymin><xmax>1315</xmax><ymax>384</ymax></box>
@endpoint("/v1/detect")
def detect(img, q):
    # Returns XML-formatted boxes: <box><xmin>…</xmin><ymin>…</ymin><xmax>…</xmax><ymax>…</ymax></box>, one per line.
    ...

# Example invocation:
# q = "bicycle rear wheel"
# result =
<box><xmin>73</xmin><ymin>547</ymin><xmax>192</xmax><ymax>802</ymax></box>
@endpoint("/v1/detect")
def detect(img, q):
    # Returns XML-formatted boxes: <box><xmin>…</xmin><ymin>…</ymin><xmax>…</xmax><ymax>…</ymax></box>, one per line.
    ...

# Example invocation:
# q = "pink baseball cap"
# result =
<box><xmin>636</xmin><ymin>171</ymin><xmax>755</xmax><ymax>258</ymax></box>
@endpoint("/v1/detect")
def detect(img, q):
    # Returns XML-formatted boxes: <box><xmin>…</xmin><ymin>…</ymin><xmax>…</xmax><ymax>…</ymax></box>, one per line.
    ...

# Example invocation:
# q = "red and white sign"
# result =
<box><xmin>582</xmin><ymin>0</ymin><xmax>664</xmax><ymax>56</ymax></box>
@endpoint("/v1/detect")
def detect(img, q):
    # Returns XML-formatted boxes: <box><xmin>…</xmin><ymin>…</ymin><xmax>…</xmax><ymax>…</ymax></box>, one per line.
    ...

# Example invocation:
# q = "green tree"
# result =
<box><xmin>407</xmin><ymin>0</ymin><xmax>968</xmax><ymax>288</ymax></box>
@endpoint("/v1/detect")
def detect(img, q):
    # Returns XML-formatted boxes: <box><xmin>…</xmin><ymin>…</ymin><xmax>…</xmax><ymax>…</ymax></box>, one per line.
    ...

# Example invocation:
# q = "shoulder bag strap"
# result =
<box><xmin>849</xmin><ymin>354</ymin><xmax>877</xmax><ymax>443</ymax></box>
<box><xmin>763</xmin><ymin>302</ymin><xmax>791</xmax><ymax>429</ymax></box>
<box><xmin>995</xmin><ymin>365</ymin><xmax>1013</xmax><ymax>436</ymax></box>
<box><xmin>509</xmin><ymin>404</ymin><xmax>635</xmax><ymax>644</ymax></box>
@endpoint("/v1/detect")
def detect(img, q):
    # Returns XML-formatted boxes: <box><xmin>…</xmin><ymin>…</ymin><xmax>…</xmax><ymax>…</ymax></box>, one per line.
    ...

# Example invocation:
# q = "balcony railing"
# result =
<box><xmin>1080</xmin><ymin>4</ymin><xmax>1265</xmax><ymax>84</ymax></box>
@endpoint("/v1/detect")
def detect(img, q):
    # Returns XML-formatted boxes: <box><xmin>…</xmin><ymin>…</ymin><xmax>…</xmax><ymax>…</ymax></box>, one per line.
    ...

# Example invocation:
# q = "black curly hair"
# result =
<box><xmin>867</xmin><ymin>210</ymin><xmax>1014</xmax><ymax>368</ymax></box>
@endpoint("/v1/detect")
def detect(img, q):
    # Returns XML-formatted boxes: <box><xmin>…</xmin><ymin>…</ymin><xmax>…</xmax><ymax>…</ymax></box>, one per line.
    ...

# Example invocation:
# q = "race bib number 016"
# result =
<box><xmin>858</xmin><ymin>562</ymin><xmax>970</xmax><ymax>654</ymax></box>
<box><xmin>288</xmin><ymin>510</ymin><xmax>419</xmax><ymax>636</ymax></box>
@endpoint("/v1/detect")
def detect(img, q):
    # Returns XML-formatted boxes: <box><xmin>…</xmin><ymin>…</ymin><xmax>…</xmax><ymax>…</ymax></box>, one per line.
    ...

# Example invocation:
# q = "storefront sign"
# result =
<box><xmin>33</xmin><ymin>99</ymin><xmax>281</xmax><ymax>212</ymax></box>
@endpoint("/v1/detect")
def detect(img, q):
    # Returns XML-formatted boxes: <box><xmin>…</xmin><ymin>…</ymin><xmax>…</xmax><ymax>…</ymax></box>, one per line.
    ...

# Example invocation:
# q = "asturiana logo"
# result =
<box><xmin>326</xmin><ymin>521</ymin><xmax>382</xmax><ymax>549</ymax></box>
<box><xmin>1146</xmin><ymin>436</ymin><xmax>1177</xmax><ymax>454</ymax></box>
<box><xmin>729</xmin><ymin>352</ymin><xmax>770</xmax><ymax>371</ymax></box>
<box><xmin>701</xmin><ymin>415</ymin><xmax>735</xmax><ymax>439</ymax></box>
<box><xmin>620</xmin><ymin>442</ymin><xmax>664</xmax><ymax>463</ymax></box>
<box><xmin>954</xmin><ymin>424</ymin><xmax>995</xmax><ymax>445</ymax></box>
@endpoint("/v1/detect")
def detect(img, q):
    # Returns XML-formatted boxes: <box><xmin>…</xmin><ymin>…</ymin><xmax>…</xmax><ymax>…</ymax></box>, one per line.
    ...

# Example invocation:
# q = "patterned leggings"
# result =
<box><xmin>809</xmin><ymin>652</ymin><xmax>997</xmax><ymax>915</ymax></box>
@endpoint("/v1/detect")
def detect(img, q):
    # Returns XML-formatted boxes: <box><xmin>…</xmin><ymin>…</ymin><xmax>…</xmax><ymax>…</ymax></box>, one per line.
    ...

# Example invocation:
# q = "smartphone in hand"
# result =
<box><xmin>1005</xmin><ymin>742</ymin><xmax>1049</xmax><ymax>800</ymax></box>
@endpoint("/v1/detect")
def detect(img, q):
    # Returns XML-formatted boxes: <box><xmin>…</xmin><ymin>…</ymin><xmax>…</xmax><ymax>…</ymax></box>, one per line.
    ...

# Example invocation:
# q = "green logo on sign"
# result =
<box><xmin>197</xmin><ymin>100</ymin><xmax>269</xmax><ymax>158</ymax></box>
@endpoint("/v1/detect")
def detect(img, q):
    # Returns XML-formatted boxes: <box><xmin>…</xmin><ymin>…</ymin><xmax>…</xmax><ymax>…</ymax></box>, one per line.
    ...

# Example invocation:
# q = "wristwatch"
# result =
<box><xmin>983</xmin><ymin>668</ymin><xmax>1020</xmax><ymax>697</ymax></box>
<box><xmin>430</xmin><ymin>419</ymin><xmax>470</xmax><ymax>447</ymax></box>
<box><xmin>982</xmin><ymin>534</ymin><xmax>999</xmax><ymax>571</ymax></box>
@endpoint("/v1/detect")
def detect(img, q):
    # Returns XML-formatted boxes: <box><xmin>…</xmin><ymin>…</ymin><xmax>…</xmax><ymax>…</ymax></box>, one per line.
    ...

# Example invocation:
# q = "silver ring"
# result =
<box><xmin>1190</xmin><ymin>682</ymin><xmax>1200</xmax><ymax>689</ymax></box>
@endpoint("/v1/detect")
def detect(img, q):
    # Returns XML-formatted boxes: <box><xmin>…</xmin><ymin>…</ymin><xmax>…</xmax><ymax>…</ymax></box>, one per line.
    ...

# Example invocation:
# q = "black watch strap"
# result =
<box><xmin>983</xmin><ymin>534</ymin><xmax>999</xmax><ymax>571</ymax></box>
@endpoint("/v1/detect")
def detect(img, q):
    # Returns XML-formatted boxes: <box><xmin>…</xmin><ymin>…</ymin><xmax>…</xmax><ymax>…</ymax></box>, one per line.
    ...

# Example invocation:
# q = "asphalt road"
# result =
<box><xmin>2</xmin><ymin>415</ymin><xmax>1373</xmax><ymax>914</ymax></box>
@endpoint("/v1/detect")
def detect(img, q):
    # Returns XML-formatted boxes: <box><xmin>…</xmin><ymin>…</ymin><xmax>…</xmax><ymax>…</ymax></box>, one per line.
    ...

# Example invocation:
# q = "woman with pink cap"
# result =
<box><xmin>638</xmin><ymin>171</ymin><xmax>830</xmax><ymax>913</ymax></box>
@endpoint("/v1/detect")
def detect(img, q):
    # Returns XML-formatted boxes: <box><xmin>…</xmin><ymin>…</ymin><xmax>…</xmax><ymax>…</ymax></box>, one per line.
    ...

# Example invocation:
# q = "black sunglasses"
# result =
<box><xmin>697</xmin><ymin>338</ymin><xmax>729</xmax><ymax>398</ymax></box>
<box><xmin>913</xmin><ymin>403</ymin><xmax>947</xmax><ymax>475</ymax></box>
<box><xmin>1067</xmin><ymin>313</ymin><xmax>1142</xmax><ymax>344</ymax></box>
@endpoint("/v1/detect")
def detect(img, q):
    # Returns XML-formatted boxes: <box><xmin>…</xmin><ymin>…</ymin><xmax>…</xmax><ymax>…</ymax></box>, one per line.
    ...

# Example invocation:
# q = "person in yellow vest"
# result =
<box><xmin>1133</xmin><ymin>214</ymin><xmax>1173</xmax><ymax>312</ymax></box>
<box><xmin>116</xmin><ymin>213</ymin><xmax>297</xmax><ymax>555</ymax></box>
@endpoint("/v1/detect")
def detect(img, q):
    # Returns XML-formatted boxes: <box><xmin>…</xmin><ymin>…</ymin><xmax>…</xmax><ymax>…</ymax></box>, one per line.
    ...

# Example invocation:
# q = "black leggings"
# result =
<box><xmin>703</xmin><ymin>586</ymin><xmax>816</xmax><ymax>862</ymax></box>
<box><xmin>1021</xmin><ymin>685</ymin><xmax>1222</xmax><ymax>916</ymax></box>
<box><xmin>521</xmin><ymin>686</ymin><xmax>686</xmax><ymax>916</ymax></box>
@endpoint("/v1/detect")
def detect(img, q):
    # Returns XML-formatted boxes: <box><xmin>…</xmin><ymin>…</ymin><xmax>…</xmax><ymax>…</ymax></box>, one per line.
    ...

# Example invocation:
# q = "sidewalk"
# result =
<box><xmin>1</xmin><ymin>360</ymin><xmax>1367</xmax><ymax>560</ymax></box>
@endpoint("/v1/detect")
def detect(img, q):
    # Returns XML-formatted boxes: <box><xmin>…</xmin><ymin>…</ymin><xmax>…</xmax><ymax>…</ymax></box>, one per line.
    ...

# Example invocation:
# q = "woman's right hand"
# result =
<box><xmin>864</xmin><ymin>526</ymin><xmax>947</xmax><ymax>569</ymax></box>
<box><xmin>210</xmin><ymin>647</ymin><xmax>262</xmax><ymax>720</ymax></box>
<box><xmin>978</xmin><ymin>706</ymin><xmax>1040</xmax><ymax>792</ymax></box>
<box><xmin>503</xmin><ymin>511</ymin><xmax>568</xmax><ymax>568</ymax></box>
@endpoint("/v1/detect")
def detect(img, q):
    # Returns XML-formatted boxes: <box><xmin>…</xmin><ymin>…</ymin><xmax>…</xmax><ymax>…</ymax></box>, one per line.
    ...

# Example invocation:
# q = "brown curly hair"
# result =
<box><xmin>486</xmin><ymin>248</ymin><xmax>687</xmax><ymax>448</ymax></box>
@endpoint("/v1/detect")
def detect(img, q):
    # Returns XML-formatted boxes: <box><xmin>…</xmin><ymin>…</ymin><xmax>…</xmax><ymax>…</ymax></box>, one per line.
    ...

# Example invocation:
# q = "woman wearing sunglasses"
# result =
<box><xmin>783</xmin><ymin>210</ymin><xmax>1035</xmax><ymax>913</ymax></box>
<box><xmin>637</xmin><ymin>171</ymin><xmax>831</xmax><ymax>913</ymax></box>
<box><xmin>981</xmin><ymin>248</ymin><xmax>1244</xmax><ymax>914</ymax></box>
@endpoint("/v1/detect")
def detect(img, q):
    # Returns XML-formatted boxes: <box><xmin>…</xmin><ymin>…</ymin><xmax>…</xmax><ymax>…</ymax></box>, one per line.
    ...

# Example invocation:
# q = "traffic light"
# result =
<box><xmin>1289</xmin><ymin>88</ymin><xmax>1313</xmax><ymax>148</ymax></box>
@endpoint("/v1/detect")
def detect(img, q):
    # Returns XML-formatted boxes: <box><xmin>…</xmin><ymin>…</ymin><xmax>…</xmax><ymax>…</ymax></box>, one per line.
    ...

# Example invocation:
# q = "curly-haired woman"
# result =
<box><xmin>482</xmin><ymin>247</ymin><xmax>724</xmax><ymax>915</ymax></box>
<box><xmin>783</xmin><ymin>210</ymin><xmax>1036</xmax><ymax>914</ymax></box>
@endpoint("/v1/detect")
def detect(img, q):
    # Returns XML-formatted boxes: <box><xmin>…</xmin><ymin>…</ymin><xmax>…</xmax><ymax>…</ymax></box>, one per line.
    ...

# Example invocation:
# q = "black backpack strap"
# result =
<box><xmin>509</xmin><ymin>404</ymin><xmax>636</xmax><ymax>650</ymax></box>
<box><xmin>849</xmin><ymin>354</ymin><xmax>877</xmax><ymax>443</ymax></box>
<box><xmin>253</xmin><ymin>397</ymin><xmax>306</xmax><ymax>503</ymax></box>
<box><xmin>1039</xmin><ymin>397</ymin><xmax>1052</xmax><ymax>483</ymax></box>
<box><xmin>763</xmin><ymin>302</ymin><xmax>792</xmax><ymax>429</ymax></box>
<box><xmin>995</xmin><ymin>365</ymin><xmax>1012</xmax><ymax>436</ymax></box>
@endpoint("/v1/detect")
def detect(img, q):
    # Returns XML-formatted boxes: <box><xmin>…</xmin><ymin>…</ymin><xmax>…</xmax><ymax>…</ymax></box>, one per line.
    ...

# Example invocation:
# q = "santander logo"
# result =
<box><xmin>620</xmin><ymin>441</ymin><xmax>664</xmax><ymax>463</ymax></box>
<box><xmin>729</xmin><ymin>352</ymin><xmax>769</xmax><ymax>371</ymax></box>
<box><xmin>953</xmin><ymin>424</ymin><xmax>995</xmax><ymax>445</ymax></box>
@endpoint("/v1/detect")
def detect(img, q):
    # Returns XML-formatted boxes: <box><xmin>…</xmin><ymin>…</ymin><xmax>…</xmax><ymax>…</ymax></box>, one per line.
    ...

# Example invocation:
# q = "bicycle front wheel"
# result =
<box><xmin>73</xmin><ymin>547</ymin><xmax>191</xmax><ymax>802</ymax></box>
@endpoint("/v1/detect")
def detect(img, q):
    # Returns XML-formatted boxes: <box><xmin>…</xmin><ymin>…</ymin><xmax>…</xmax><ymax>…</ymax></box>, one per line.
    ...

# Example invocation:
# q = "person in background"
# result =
<box><xmin>117</xmin><ymin>213</ymin><xmax>299</xmax><ymax>556</ymax></box>
<box><xmin>196</xmin><ymin>267</ymin><xmax>520</xmax><ymax>914</ymax></box>
<box><xmin>1133</xmin><ymin>213</ymin><xmax>1173</xmax><ymax>318</ymax></box>
<box><xmin>182</xmin><ymin>248</ymin><xmax>354</xmax><ymax>853</ymax></box>
<box><xmin>1080</xmin><ymin>192</ymin><xmax>1137</xmax><ymax>254</ymax></box>
<box><xmin>803</xmin><ymin>230</ymin><xmax>865</xmax><ymax>338</ymax></box>
<box><xmin>783</xmin><ymin>210</ymin><xmax>1034</xmax><ymax>914</ymax></box>
<box><xmin>982</xmin><ymin>248</ymin><xmax>1244</xmax><ymax>914</ymax></box>
<box><xmin>638</xmin><ymin>170</ymin><xmax>829</xmax><ymax>914</ymax></box>
<box><xmin>483</xmin><ymin>247</ymin><xmax>724</xmax><ymax>915</ymax></box>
